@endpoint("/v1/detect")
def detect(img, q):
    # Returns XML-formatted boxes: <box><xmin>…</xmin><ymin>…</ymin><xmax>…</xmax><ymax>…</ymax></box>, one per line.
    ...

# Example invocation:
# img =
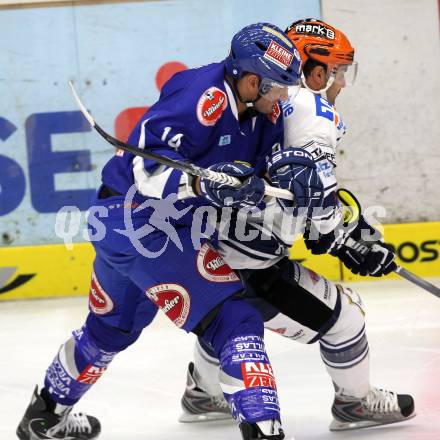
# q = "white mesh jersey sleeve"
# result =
<box><xmin>282</xmin><ymin>87</ymin><xmax>346</xmax><ymax>198</ymax></box>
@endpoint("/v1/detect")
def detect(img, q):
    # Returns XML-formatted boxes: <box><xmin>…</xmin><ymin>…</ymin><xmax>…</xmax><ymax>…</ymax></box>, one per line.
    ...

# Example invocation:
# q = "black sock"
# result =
<box><xmin>40</xmin><ymin>387</ymin><xmax>57</xmax><ymax>412</ymax></box>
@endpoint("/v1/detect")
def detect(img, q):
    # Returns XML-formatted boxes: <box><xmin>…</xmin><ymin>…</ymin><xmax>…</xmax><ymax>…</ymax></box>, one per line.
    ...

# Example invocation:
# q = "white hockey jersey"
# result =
<box><xmin>218</xmin><ymin>87</ymin><xmax>347</xmax><ymax>270</ymax></box>
<box><xmin>282</xmin><ymin>87</ymin><xmax>346</xmax><ymax>197</ymax></box>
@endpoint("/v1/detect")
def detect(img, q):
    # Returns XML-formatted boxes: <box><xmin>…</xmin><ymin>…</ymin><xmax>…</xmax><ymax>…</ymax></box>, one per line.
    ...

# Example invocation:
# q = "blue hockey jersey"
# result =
<box><xmin>101</xmin><ymin>61</ymin><xmax>284</xmax><ymax>203</ymax></box>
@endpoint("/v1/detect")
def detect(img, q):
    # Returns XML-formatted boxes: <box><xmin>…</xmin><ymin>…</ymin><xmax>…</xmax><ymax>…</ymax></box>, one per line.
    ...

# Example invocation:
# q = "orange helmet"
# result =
<box><xmin>285</xmin><ymin>18</ymin><xmax>357</xmax><ymax>89</ymax></box>
<box><xmin>285</xmin><ymin>18</ymin><xmax>354</xmax><ymax>65</ymax></box>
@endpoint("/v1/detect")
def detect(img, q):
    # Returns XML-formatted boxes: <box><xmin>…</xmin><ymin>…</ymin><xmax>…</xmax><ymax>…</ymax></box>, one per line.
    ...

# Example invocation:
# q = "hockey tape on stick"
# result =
<box><xmin>68</xmin><ymin>81</ymin><xmax>293</xmax><ymax>201</ymax></box>
<box><xmin>345</xmin><ymin>237</ymin><xmax>440</xmax><ymax>299</ymax></box>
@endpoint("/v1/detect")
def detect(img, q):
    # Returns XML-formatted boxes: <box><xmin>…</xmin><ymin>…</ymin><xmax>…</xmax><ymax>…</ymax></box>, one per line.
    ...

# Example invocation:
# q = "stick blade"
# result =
<box><xmin>68</xmin><ymin>80</ymin><xmax>95</xmax><ymax>127</ymax></box>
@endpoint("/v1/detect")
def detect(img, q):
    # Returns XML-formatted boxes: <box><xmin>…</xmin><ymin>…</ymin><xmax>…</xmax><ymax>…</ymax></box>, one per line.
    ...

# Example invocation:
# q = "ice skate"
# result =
<box><xmin>239</xmin><ymin>419</ymin><xmax>286</xmax><ymax>439</ymax></box>
<box><xmin>179</xmin><ymin>362</ymin><xmax>231</xmax><ymax>423</ymax></box>
<box><xmin>16</xmin><ymin>386</ymin><xmax>101</xmax><ymax>440</ymax></box>
<box><xmin>329</xmin><ymin>386</ymin><xmax>415</xmax><ymax>431</ymax></box>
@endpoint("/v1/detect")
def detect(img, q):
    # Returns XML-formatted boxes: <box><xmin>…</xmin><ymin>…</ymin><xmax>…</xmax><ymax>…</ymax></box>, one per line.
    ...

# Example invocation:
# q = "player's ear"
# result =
<box><xmin>311</xmin><ymin>65</ymin><xmax>327</xmax><ymax>86</ymax></box>
<box><xmin>246</xmin><ymin>73</ymin><xmax>260</xmax><ymax>94</ymax></box>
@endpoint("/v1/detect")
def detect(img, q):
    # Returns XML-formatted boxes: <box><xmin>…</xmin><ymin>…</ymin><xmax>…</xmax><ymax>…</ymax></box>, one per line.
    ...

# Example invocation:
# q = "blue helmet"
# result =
<box><xmin>225</xmin><ymin>22</ymin><xmax>302</xmax><ymax>86</ymax></box>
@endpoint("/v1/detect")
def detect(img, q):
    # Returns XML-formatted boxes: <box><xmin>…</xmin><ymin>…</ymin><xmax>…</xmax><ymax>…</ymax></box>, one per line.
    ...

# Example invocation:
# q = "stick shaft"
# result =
<box><xmin>69</xmin><ymin>81</ymin><xmax>294</xmax><ymax>201</ymax></box>
<box><xmin>394</xmin><ymin>266</ymin><xmax>440</xmax><ymax>298</ymax></box>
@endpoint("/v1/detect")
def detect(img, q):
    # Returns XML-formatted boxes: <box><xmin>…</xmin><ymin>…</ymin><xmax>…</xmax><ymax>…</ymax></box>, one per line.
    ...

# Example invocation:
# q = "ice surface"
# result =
<box><xmin>1</xmin><ymin>279</ymin><xmax>439</xmax><ymax>439</ymax></box>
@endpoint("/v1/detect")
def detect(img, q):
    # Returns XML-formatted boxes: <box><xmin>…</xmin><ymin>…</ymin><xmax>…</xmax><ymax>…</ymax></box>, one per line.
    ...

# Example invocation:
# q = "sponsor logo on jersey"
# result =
<box><xmin>295</xmin><ymin>23</ymin><xmax>335</xmax><ymax>40</ymax></box>
<box><xmin>263</xmin><ymin>41</ymin><xmax>294</xmax><ymax>70</ymax></box>
<box><xmin>0</xmin><ymin>266</ymin><xmax>36</xmax><ymax>295</ymax></box>
<box><xmin>197</xmin><ymin>87</ymin><xmax>228</xmax><ymax>127</ymax></box>
<box><xmin>77</xmin><ymin>365</ymin><xmax>107</xmax><ymax>385</ymax></box>
<box><xmin>197</xmin><ymin>243</ymin><xmax>240</xmax><ymax>282</ymax></box>
<box><xmin>89</xmin><ymin>272</ymin><xmax>114</xmax><ymax>315</ymax></box>
<box><xmin>308</xmin><ymin>145</ymin><xmax>337</xmax><ymax>166</ymax></box>
<box><xmin>242</xmin><ymin>362</ymin><xmax>277</xmax><ymax>389</ymax></box>
<box><xmin>218</xmin><ymin>134</ymin><xmax>231</xmax><ymax>146</ymax></box>
<box><xmin>268</xmin><ymin>102</ymin><xmax>281</xmax><ymax>124</ymax></box>
<box><xmin>146</xmin><ymin>283</ymin><xmax>190</xmax><ymax>328</ymax></box>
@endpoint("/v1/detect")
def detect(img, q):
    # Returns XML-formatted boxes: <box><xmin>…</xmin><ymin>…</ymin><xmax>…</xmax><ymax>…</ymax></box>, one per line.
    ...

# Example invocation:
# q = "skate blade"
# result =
<box><xmin>178</xmin><ymin>411</ymin><xmax>233</xmax><ymax>423</ymax></box>
<box><xmin>329</xmin><ymin>412</ymin><xmax>417</xmax><ymax>431</ymax></box>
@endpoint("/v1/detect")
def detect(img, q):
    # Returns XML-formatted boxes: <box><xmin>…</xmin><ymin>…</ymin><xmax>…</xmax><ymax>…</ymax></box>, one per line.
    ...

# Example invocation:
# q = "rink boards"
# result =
<box><xmin>1</xmin><ymin>221</ymin><xmax>439</xmax><ymax>300</ymax></box>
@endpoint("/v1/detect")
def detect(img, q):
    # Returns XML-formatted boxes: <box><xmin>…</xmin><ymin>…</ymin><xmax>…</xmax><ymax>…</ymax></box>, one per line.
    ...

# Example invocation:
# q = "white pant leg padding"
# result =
<box><xmin>320</xmin><ymin>286</ymin><xmax>370</xmax><ymax>398</ymax></box>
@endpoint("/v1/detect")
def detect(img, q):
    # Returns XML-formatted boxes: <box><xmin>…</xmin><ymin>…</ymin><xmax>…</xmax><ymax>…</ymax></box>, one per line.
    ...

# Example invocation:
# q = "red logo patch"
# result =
<box><xmin>77</xmin><ymin>365</ymin><xmax>106</xmax><ymax>385</ymax></box>
<box><xmin>89</xmin><ymin>272</ymin><xmax>114</xmax><ymax>315</ymax></box>
<box><xmin>197</xmin><ymin>87</ymin><xmax>228</xmax><ymax>126</ymax></box>
<box><xmin>146</xmin><ymin>283</ymin><xmax>190</xmax><ymax>328</ymax></box>
<box><xmin>268</xmin><ymin>102</ymin><xmax>281</xmax><ymax>124</ymax></box>
<box><xmin>242</xmin><ymin>362</ymin><xmax>277</xmax><ymax>390</ymax></box>
<box><xmin>263</xmin><ymin>41</ymin><xmax>294</xmax><ymax>70</ymax></box>
<box><xmin>197</xmin><ymin>243</ymin><xmax>240</xmax><ymax>282</ymax></box>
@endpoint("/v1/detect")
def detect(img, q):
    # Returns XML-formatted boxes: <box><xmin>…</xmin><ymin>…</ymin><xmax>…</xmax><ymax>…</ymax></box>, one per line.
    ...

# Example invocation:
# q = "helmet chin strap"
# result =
<box><xmin>233</xmin><ymin>78</ymin><xmax>262</xmax><ymax>108</ymax></box>
<box><xmin>246</xmin><ymin>95</ymin><xmax>263</xmax><ymax>107</ymax></box>
<box><xmin>301</xmin><ymin>71</ymin><xmax>335</xmax><ymax>95</ymax></box>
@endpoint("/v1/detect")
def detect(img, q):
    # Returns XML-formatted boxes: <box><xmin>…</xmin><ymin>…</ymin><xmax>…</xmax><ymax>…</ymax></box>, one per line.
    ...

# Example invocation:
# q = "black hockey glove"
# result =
<box><xmin>267</xmin><ymin>147</ymin><xmax>324</xmax><ymax>214</ymax></box>
<box><xmin>304</xmin><ymin>188</ymin><xmax>397</xmax><ymax>277</ymax></box>
<box><xmin>337</xmin><ymin>241</ymin><xmax>397</xmax><ymax>277</ymax></box>
<box><xmin>198</xmin><ymin>162</ymin><xmax>265</xmax><ymax>210</ymax></box>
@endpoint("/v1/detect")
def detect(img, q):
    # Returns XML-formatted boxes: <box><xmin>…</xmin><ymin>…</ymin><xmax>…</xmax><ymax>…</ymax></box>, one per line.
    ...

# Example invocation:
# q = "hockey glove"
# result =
<box><xmin>337</xmin><ymin>241</ymin><xmax>397</xmax><ymax>277</ymax></box>
<box><xmin>304</xmin><ymin>188</ymin><xmax>362</xmax><ymax>255</ymax></box>
<box><xmin>198</xmin><ymin>162</ymin><xmax>265</xmax><ymax>209</ymax></box>
<box><xmin>305</xmin><ymin>188</ymin><xmax>397</xmax><ymax>277</ymax></box>
<box><xmin>267</xmin><ymin>147</ymin><xmax>324</xmax><ymax>213</ymax></box>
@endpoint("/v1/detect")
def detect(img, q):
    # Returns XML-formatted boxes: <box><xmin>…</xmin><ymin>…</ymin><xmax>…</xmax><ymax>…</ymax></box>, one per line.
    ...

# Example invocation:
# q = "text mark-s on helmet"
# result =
<box><xmin>285</xmin><ymin>18</ymin><xmax>357</xmax><ymax>90</ymax></box>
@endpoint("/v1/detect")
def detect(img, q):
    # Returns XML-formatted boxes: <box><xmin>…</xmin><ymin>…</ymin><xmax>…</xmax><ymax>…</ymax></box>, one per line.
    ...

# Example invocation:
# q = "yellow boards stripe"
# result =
<box><xmin>1</xmin><ymin>221</ymin><xmax>439</xmax><ymax>300</ymax></box>
<box><xmin>0</xmin><ymin>243</ymin><xmax>95</xmax><ymax>300</ymax></box>
<box><xmin>342</xmin><ymin>221</ymin><xmax>440</xmax><ymax>282</ymax></box>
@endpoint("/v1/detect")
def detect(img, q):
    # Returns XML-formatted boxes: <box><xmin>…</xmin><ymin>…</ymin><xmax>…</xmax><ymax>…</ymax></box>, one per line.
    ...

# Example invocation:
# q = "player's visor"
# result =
<box><xmin>259</xmin><ymin>78</ymin><xmax>299</xmax><ymax>102</ymax></box>
<box><xmin>328</xmin><ymin>62</ymin><xmax>358</xmax><ymax>87</ymax></box>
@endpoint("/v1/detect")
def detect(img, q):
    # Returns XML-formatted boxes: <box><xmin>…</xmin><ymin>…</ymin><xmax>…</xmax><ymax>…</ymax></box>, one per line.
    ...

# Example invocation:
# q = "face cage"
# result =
<box><xmin>258</xmin><ymin>77</ymin><xmax>300</xmax><ymax>102</ymax></box>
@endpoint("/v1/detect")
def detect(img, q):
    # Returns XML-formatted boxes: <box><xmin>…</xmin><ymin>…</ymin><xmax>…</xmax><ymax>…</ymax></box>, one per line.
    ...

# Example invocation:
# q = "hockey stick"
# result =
<box><xmin>394</xmin><ymin>266</ymin><xmax>440</xmax><ymax>299</ymax></box>
<box><xmin>68</xmin><ymin>81</ymin><xmax>293</xmax><ymax>201</ymax></box>
<box><xmin>345</xmin><ymin>237</ymin><xmax>440</xmax><ymax>299</ymax></box>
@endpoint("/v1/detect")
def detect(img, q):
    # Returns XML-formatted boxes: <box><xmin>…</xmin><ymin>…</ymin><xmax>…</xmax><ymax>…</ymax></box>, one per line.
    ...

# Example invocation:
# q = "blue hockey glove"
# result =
<box><xmin>267</xmin><ymin>147</ymin><xmax>324</xmax><ymax>213</ymax></box>
<box><xmin>198</xmin><ymin>162</ymin><xmax>265</xmax><ymax>209</ymax></box>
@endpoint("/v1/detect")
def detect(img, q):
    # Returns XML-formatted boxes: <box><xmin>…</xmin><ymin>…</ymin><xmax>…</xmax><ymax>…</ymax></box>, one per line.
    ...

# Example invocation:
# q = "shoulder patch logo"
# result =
<box><xmin>146</xmin><ymin>283</ymin><xmax>191</xmax><ymax>328</ymax></box>
<box><xmin>268</xmin><ymin>102</ymin><xmax>281</xmax><ymax>124</ymax></box>
<box><xmin>197</xmin><ymin>87</ymin><xmax>228</xmax><ymax>126</ymax></box>
<box><xmin>197</xmin><ymin>243</ymin><xmax>240</xmax><ymax>282</ymax></box>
